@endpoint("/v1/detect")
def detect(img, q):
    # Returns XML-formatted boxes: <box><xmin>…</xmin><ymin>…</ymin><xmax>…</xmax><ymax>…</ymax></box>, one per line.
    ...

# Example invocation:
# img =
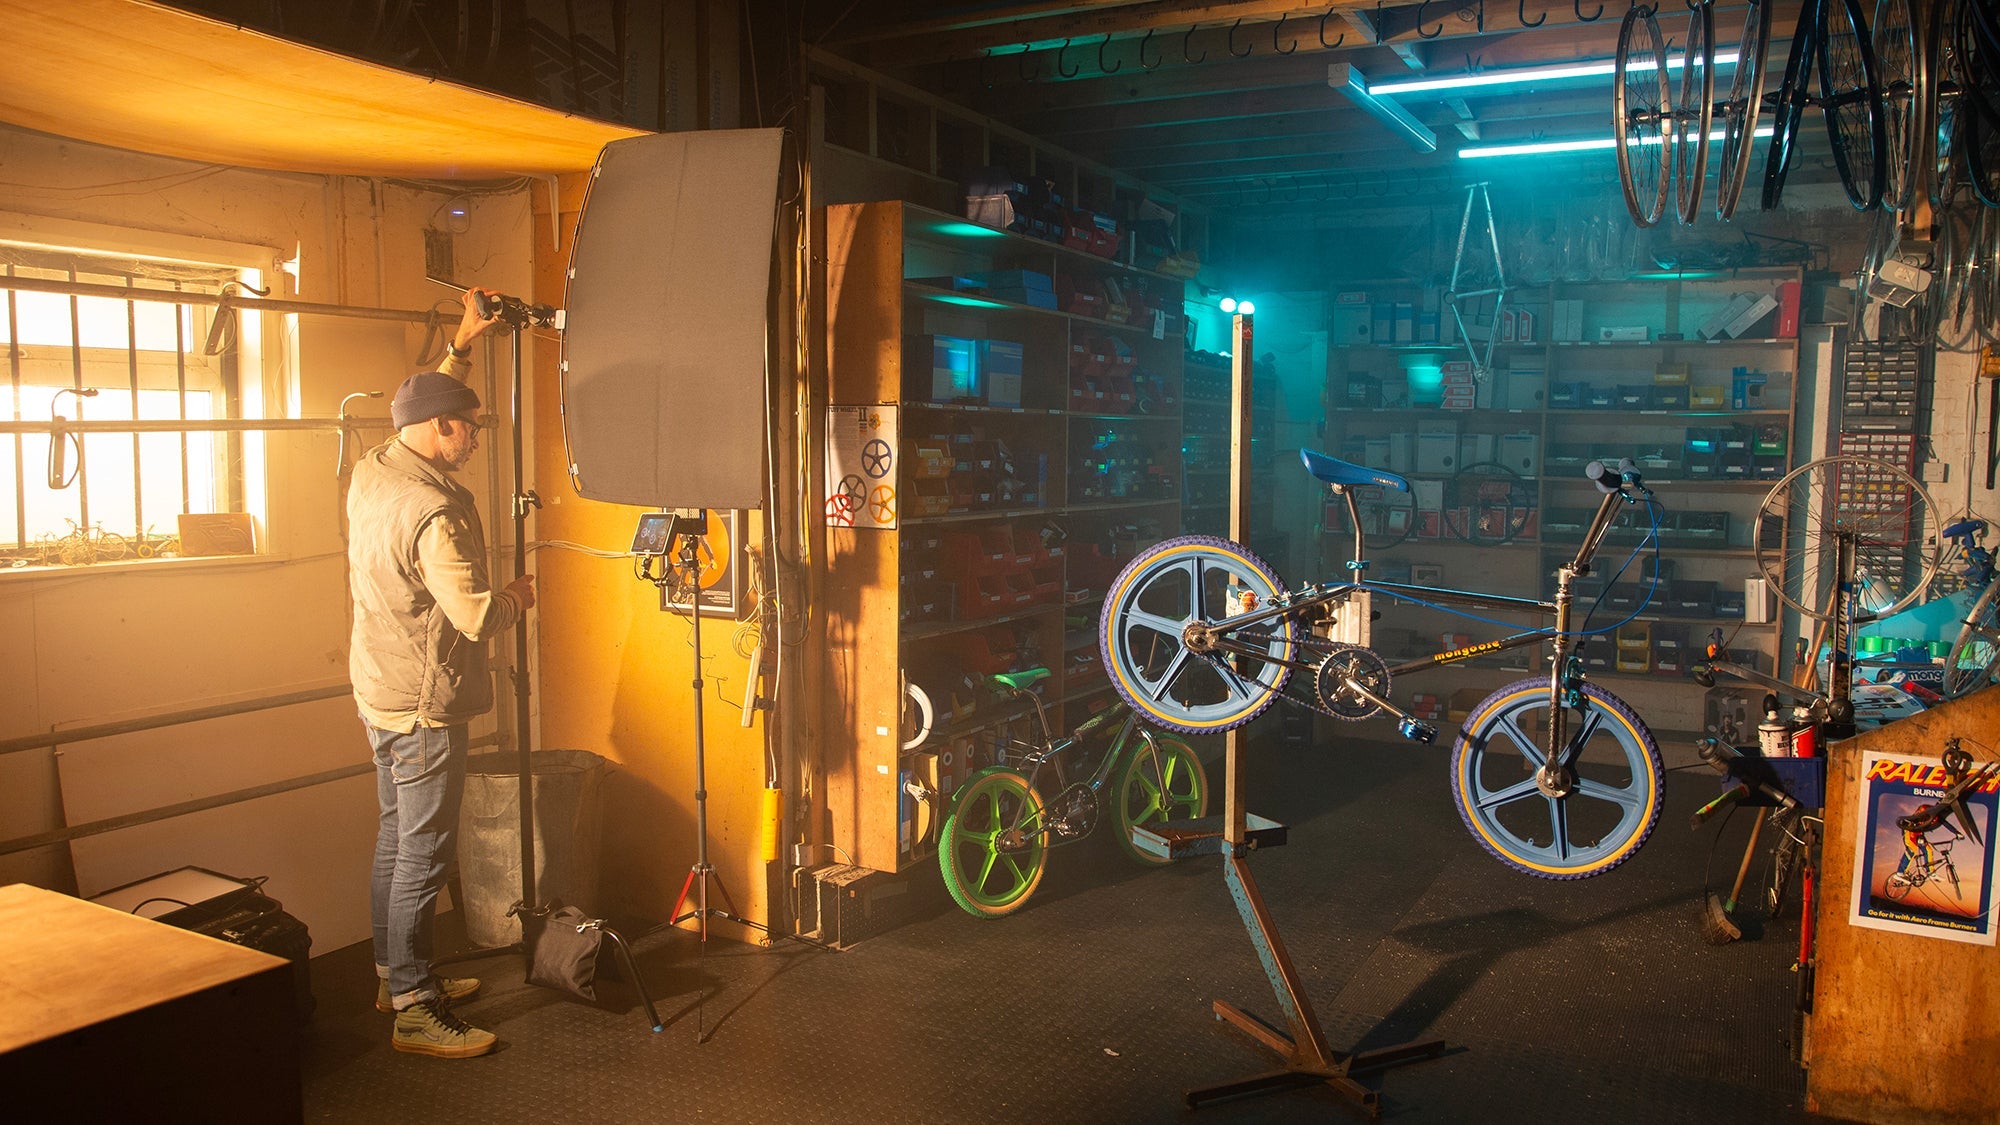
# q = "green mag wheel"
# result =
<box><xmin>938</xmin><ymin>768</ymin><xmax>1047</xmax><ymax>918</ymax></box>
<box><xmin>1112</xmin><ymin>733</ymin><xmax>1209</xmax><ymax>866</ymax></box>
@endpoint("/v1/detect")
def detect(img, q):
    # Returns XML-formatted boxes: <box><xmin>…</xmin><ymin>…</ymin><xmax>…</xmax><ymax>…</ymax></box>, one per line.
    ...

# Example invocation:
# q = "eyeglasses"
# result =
<box><xmin>439</xmin><ymin>412</ymin><xmax>486</xmax><ymax>431</ymax></box>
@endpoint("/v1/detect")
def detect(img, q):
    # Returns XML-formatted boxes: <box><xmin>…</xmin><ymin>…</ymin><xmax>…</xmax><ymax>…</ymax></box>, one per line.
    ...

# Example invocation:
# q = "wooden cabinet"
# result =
<box><xmin>820</xmin><ymin>201</ymin><xmax>1187</xmax><ymax>872</ymax></box>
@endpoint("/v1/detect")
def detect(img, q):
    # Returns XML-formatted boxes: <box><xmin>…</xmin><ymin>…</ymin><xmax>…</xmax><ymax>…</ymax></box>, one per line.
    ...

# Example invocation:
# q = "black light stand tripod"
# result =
<box><xmin>433</xmin><ymin>289</ymin><xmax>660</xmax><ymax>1032</ymax></box>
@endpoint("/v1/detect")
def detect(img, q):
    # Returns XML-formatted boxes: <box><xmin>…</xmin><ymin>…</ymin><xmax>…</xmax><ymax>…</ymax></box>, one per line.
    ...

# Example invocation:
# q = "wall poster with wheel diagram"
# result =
<box><xmin>658</xmin><ymin>509</ymin><xmax>750</xmax><ymax>620</ymax></box>
<box><xmin>826</xmin><ymin>405</ymin><xmax>898</xmax><ymax>530</ymax></box>
<box><xmin>1848</xmin><ymin>751</ymin><xmax>1999</xmax><ymax>946</ymax></box>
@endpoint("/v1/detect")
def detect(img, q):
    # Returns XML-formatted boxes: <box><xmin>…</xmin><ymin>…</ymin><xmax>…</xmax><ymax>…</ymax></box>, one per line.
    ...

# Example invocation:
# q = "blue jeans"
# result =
<box><xmin>366</xmin><ymin>719</ymin><xmax>468</xmax><ymax>1008</ymax></box>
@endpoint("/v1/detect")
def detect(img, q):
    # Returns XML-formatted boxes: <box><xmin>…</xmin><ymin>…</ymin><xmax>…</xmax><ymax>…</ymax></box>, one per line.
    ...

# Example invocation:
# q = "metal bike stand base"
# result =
<box><xmin>1187</xmin><ymin>839</ymin><xmax>1448</xmax><ymax>1118</ymax></box>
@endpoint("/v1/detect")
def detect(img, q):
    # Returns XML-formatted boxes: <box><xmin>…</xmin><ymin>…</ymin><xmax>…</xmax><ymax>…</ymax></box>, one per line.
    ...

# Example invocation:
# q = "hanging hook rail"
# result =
<box><xmin>1575</xmin><ymin>0</ymin><xmax>1604</xmax><ymax>20</ymax></box>
<box><xmin>1184</xmin><ymin>24</ymin><xmax>1206</xmax><ymax>63</ymax></box>
<box><xmin>1320</xmin><ymin>5</ymin><xmax>1347</xmax><ymax>47</ymax></box>
<box><xmin>1417</xmin><ymin>0</ymin><xmax>1444</xmax><ymax>38</ymax></box>
<box><xmin>1228</xmin><ymin>18</ymin><xmax>1254</xmax><ymax>57</ymax></box>
<box><xmin>1056</xmin><ymin>37</ymin><xmax>1079</xmax><ymax>78</ymax></box>
<box><xmin>1519</xmin><ymin>0</ymin><xmax>1547</xmax><ymax>26</ymax></box>
<box><xmin>1139</xmin><ymin>26</ymin><xmax>1162</xmax><ymax>69</ymax></box>
<box><xmin>1274</xmin><ymin>12</ymin><xmax>1298</xmax><ymax>53</ymax></box>
<box><xmin>1018</xmin><ymin>47</ymin><xmax>1040</xmax><ymax>81</ymax></box>
<box><xmin>1098</xmin><ymin>32</ymin><xmax>1121</xmax><ymax>73</ymax></box>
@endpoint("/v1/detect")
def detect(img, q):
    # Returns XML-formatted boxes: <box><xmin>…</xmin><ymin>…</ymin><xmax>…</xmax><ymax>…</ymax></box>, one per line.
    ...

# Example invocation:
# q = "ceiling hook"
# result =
<box><xmin>1575</xmin><ymin>0</ymin><xmax>1604</xmax><ymax>20</ymax></box>
<box><xmin>1274</xmin><ymin>12</ymin><xmax>1298</xmax><ymax>53</ymax></box>
<box><xmin>1519</xmin><ymin>0</ymin><xmax>1547</xmax><ymax>26</ymax></box>
<box><xmin>1018</xmin><ymin>47</ymin><xmax>1040</xmax><ymax>82</ymax></box>
<box><xmin>1098</xmin><ymin>32</ymin><xmax>1122</xmax><ymax>73</ymax></box>
<box><xmin>1480</xmin><ymin>0</ymin><xmax>1489</xmax><ymax>33</ymax></box>
<box><xmin>1320</xmin><ymin>5</ymin><xmax>1347</xmax><ymax>48</ymax></box>
<box><xmin>979</xmin><ymin>51</ymin><xmax>996</xmax><ymax>89</ymax></box>
<box><xmin>1139</xmin><ymin>27</ymin><xmax>1163</xmax><ymax>69</ymax></box>
<box><xmin>1228</xmin><ymin>18</ymin><xmax>1254</xmax><ymax>57</ymax></box>
<box><xmin>1056</xmin><ymin>37</ymin><xmax>1079</xmax><ymax>78</ymax></box>
<box><xmin>1183</xmin><ymin>25</ymin><xmax>1206</xmax><ymax>64</ymax></box>
<box><xmin>1259</xmin><ymin>178</ymin><xmax>1274</xmax><ymax>204</ymax></box>
<box><xmin>1417</xmin><ymin>0</ymin><xmax>1444</xmax><ymax>39</ymax></box>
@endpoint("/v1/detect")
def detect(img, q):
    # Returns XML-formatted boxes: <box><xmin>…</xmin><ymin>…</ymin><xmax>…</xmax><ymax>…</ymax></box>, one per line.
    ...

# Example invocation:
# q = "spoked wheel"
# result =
<box><xmin>1766</xmin><ymin>0</ymin><xmax>1825</xmax><ymax>209</ymax></box>
<box><xmin>1099</xmin><ymin>535</ymin><xmax>1295</xmax><ymax>735</ymax></box>
<box><xmin>1873</xmin><ymin>0</ymin><xmax>1923</xmax><ymax>211</ymax></box>
<box><xmin>1676</xmin><ymin>0</ymin><xmax>1717</xmax><ymax>224</ymax></box>
<box><xmin>1885</xmin><ymin>869</ymin><xmax>1914</xmax><ymax>899</ymax></box>
<box><xmin>938</xmin><ymin>768</ymin><xmax>1047</xmax><ymax>918</ymax></box>
<box><xmin>1355</xmin><ymin>483</ymin><xmax>1419</xmax><ymax>553</ymax></box>
<box><xmin>1819</xmin><ymin>0</ymin><xmax>1888</xmax><ymax>210</ymax></box>
<box><xmin>1944</xmin><ymin>581</ymin><xmax>2000</xmax><ymax>697</ymax></box>
<box><xmin>1449</xmin><ymin>679</ymin><xmax>1664</xmax><ymax>879</ymax></box>
<box><xmin>1753</xmin><ymin>455</ymin><xmax>1944</xmax><ymax>621</ymax></box>
<box><xmin>1717</xmin><ymin>0</ymin><xmax>1773</xmax><ymax>219</ymax></box>
<box><xmin>1615</xmin><ymin>3</ymin><xmax>1674</xmax><ymax>227</ymax></box>
<box><xmin>1445</xmin><ymin>462</ymin><xmax>1538</xmax><ymax>546</ymax></box>
<box><xmin>1112</xmin><ymin>733</ymin><xmax>1209</xmax><ymax>866</ymax></box>
<box><xmin>1931</xmin><ymin>0</ymin><xmax>1968</xmax><ymax>206</ymax></box>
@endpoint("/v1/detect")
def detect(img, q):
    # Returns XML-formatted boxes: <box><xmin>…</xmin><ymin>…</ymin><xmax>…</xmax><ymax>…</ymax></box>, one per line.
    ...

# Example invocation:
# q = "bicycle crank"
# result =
<box><xmin>1313</xmin><ymin>644</ymin><xmax>1437</xmax><ymax>744</ymax></box>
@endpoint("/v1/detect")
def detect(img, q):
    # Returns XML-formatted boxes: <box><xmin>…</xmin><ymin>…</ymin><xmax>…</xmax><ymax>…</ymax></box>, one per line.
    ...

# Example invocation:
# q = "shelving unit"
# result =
<box><xmin>821</xmin><ymin>199</ymin><xmax>1190</xmax><ymax>872</ymax></box>
<box><xmin>1321</xmin><ymin>269</ymin><xmax>1804</xmax><ymax>727</ymax></box>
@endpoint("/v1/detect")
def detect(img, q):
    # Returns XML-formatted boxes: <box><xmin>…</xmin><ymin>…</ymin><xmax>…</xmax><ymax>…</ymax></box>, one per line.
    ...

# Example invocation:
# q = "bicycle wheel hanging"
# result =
<box><xmin>1929</xmin><ymin>0</ymin><xmax>1968</xmax><ymax>205</ymax></box>
<box><xmin>1872</xmin><ymin>0</ymin><xmax>1923</xmax><ymax>211</ymax></box>
<box><xmin>1717</xmin><ymin>0</ymin><xmax>1772</xmax><ymax>219</ymax></box>
<box><xmin>1099</xmin><ymin>534</ymin><xmax>1295</xmax><ymax>735</ymax></box>
<box><xmin>1355</xmin><ymin>482</ymin><xmax>1419</xmax><ymax>553</ymax></box>
<box><xmin>1449</xmin><ymin>679</ymin><xmax>1664</xmax><ymax>879</ymax></box>
<box><xmin>1765</xmin><ymin>0</ymin><xmax>1824</xmax><ymax>210</ymax></box>
<box><xmin>1819</xmin><ymin>0</ymin><xmax>1888</xmax><ymax>210</ymax></box>
<box><xmin>1943</xmin><ymin>581</ymin><xmax>2000</xmax><ymax>697</ymax></box>
<box><xmin>937</xmin><ymin>768</ymin><xmax>1047</xmax><ymax>918</ymax></box>
<box><xmin>1615</xmin><ymin>3</ymin><xmax>1673</xmax><ymax>227</ymax></box>
<box><xmin>1675</xmin><ymin>0</ymin><xmax>1717</xmax><ymax>224</ymax></box>
<box><xmin>1443</xmin><ymin>462</ymin><xmax>1538</xmax><ymax>546</ymax></box>
<box><xmin>1752</xmin><ymin>455</ymin><xmax>1944</xmax><ymax>621</ymax></box>
<box><xmin>1111</xmin><ymin>733</ymin><xmax>1209</xmax><ymax>866</ymax></box>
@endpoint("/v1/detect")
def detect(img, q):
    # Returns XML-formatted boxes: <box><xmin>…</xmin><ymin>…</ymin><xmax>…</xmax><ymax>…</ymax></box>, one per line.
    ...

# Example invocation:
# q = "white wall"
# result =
<box><xmin>0</xmin><ymin>122</ymin><xmax>533</xmax><ymax>952</ymax></box>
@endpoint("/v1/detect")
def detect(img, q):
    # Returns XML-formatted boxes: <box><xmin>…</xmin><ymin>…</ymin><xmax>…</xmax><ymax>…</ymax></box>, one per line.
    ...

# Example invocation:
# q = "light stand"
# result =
<box><xmin>434</xmin><ymin>292</ymin><xmax>661</xmax><ymax>1033</ymax></box>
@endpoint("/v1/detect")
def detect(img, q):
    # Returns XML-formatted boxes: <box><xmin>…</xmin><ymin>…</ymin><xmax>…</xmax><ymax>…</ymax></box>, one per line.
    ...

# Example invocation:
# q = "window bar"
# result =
<box><xmin>7</xmin><ymin>271</ymin><xmax>22</xmax><ymax>549</ymax></box>
<box><xmin>67</xmin><ymin>270</ymin><xmax>87</xmax><ymax>532</ymax></box>
<box><xmin>126</xmin><ymin>278</ymin><xmax>143</xmax><ymax>543</ymax></box>
<box><xmin>174</xmin><ymin>280</ymin><xmax>190</xmax><ymax>513</ymax></box>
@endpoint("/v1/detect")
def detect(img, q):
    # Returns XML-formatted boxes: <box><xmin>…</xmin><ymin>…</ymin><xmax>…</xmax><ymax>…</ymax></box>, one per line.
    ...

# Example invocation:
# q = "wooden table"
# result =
<box><xmin>0</xmin><ymin>883</ymin><xmax>302</xmax><ymax>1122</ymax></box>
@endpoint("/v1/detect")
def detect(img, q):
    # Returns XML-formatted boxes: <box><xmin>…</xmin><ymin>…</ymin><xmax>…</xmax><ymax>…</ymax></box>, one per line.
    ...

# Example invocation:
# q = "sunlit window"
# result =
<box><xmin>2</xmin><ymin>250</ymin><xmax>251</xmax><ymax>565</ymax></box>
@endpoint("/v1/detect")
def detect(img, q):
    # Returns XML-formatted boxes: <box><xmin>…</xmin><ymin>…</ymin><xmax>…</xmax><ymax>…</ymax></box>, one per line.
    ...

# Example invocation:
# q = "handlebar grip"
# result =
<box><xmin>1584</xmin><ymin>459</ymin><xmax>1620</xmax><ymax>494</ymax></box>
<box><xmin>474</xmin><ymin>291</ymin><xmax>498</xmax><ymax>319</ymax></box>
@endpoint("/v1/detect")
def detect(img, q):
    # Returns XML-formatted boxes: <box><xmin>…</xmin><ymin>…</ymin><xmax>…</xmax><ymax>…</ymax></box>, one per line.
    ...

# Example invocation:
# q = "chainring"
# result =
<box><xmin>1314</xmin><ymin>643</ymin><xmax>1393</xmax><ymax>720</ymax></box>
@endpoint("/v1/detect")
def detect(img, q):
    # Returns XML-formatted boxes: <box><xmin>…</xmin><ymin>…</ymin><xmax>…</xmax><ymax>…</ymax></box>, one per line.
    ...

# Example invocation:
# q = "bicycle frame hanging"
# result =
<box><xmin>1446</xmin><ymin>182</ymin><xmax>1510</xmax><ymax>381</ymax></box>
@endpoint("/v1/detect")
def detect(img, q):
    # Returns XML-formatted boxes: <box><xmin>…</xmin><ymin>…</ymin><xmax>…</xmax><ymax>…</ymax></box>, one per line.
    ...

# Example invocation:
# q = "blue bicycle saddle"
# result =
<box><xmin>1300</xmin><ymin>448</ymin><xmax>1410</xmax><ymax>492</ymax></box>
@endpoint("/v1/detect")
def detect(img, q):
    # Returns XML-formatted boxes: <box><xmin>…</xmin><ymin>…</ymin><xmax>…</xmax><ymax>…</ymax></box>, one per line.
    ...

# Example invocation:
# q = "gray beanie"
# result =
<box><xmin>391</xmin><ymin>370</ymin><xmax>481</xmax><ymax>429</ymax></box>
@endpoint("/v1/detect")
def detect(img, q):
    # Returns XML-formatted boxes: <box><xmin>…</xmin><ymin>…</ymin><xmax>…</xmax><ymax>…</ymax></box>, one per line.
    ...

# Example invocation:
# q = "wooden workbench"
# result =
<box><xmin>0</xmin><ymin>883</ymin><xmax>302</xmax><ymax>1121</ymax></box>
<box><xmin>1808</xmin><ymin>691</ymin><xmax>2000</xmax><ymax>1124</ymax></box>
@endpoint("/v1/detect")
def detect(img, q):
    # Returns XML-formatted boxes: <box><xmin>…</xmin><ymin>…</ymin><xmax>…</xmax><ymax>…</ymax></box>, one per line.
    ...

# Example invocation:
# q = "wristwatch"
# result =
<box><xmin>445</xmin><ymin>340</ymin><xmax>470</xmax><ymax>360</ymax></box>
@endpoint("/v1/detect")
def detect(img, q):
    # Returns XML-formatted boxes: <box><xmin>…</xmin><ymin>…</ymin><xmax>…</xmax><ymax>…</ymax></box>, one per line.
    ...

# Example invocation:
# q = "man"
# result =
<box><xmin>349</xmin><ymin>287</ymin><xmax>534</xmax><ymax>1058</ymax></box>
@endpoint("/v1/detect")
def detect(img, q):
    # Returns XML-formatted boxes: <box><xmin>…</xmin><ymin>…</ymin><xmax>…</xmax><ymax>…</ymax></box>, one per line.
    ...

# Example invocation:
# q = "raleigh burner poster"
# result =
<box><xmin>1848</xmin><ymin>750</ymin><xmax>1998</xmax><ymax>946</ymax></box>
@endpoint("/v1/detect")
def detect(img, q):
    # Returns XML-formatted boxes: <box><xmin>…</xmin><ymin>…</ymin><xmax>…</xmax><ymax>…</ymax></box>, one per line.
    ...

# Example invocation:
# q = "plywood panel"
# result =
<box><xmin>1808</xmin><ymin>691</ymin><xmax>2000</xmax><ymax>1124</ymax></box>
<box><xmin>0</xmin><ymin>0</ymin><xmax>644</xmax><ymax>178</ymax></box>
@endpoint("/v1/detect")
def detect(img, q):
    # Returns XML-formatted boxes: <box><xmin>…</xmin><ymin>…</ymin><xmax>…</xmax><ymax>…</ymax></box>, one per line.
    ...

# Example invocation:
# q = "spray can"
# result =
<box><xmin>1757</xmin><ymin>702</ymin><xmax>1794</xmax><ymax>758</ymax></box>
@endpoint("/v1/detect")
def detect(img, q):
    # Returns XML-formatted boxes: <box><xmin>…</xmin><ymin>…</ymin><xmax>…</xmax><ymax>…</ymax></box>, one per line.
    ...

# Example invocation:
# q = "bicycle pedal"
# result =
<box><xmin>1398</xmin><ymin>718</ymin><xmax>1438</xmax><ymax>745</ymax></box>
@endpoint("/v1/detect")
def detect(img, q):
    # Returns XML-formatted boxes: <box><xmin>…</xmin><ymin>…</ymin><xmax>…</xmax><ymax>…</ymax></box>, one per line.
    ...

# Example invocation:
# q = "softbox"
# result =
<box><xmin>560</xmin><ymin>129</ymin><xmax>784</xmax><ymax>510</ymax></box>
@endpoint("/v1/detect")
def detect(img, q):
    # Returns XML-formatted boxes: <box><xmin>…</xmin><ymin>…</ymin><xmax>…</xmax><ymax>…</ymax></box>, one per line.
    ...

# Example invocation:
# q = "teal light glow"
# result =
<box><xmin>926</xmin><ymin>293</ymin><xmax>1009</xmax><ymax>309</ymax></box>
<box><xmin>1372</xmin><ymin>50</ymin><xmax>1739</xmax><ymax>96</ymax></box>
<box><xmin>927</xmin><ymin>220</ymin><xmax>1008</xmax><ymax>239</ymax></box>
<box><xmin>1238</xmin><ymin>300</ymin><xmax>1256</xmax><ymax>315</ymax></box>
<box><xmin>1220</xmin><ymin>297</ymin><xmax>1238</xmax><ymax>313</ymax></box>
<box><xmin>1460</xmin><ymin>124</ymin><xmax>1773</xmax><ymax>160</ymax></box>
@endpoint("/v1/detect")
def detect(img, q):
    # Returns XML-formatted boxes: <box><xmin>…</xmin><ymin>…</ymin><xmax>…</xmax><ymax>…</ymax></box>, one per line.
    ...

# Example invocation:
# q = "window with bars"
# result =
<box><xmin>2</xmin><ymin>245</ymin><xmax>260</xmax><ymax>566</ymax></box>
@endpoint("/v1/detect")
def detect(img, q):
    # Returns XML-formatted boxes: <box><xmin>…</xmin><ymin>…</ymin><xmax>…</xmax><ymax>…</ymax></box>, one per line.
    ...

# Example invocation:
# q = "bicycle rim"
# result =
<box><xmin>1450</xmin><ymin>679</ymin><xmax>1664</xmax><ymax>879</ymax></box>
<box><xmin>1112</xmin><ymin>734</ymin><xmax>1208</xmax><ymax>866</ymax></box>
<box><xmin>1615</xmin><ymin>5</ymin><xmax>1672</xmax><ymax>227</ymax></box>
<box><xmin>1444</xmin><ymin>462</ymin><xmax>1537</xmax><ymax>546</ymax></box>
<box><xmin>1765</xmin><ymin>0</ymin><xmax>1823</xmax><ymax>209</ymax></box>
<box><xmin>1676</xmin><ymin>1</ymin><xmax>1716</xmax><ymax>224</ymax></box>
<box><xmin>1944</xmin><ymin>581</ymin><xmax>2000</xmax><ymax>696</ymax></box>
<box><xmin>1753</xmin><ymin>455</ymin><xmax>1944</xmax><ymax>621</ymax></box>
<box><xmin>1818</xmin><ymin>0</ymin><xmax>1887</xmax><ymax>210</ymax></box>
<box><xmin>937</xmin><ymin>769</ymin><xmax>1047</xmax><ymax>917</ymax></box>
<box><xmin>1873</xmin><ymin>0</ymin><xmax>1920</xmax><ymax>211</ymax></box>
<box><xmin>1718</xmin><ymin>0</ymin><xmax>1772</xmax><ymax>219</ymax></box>
<box><xmin>1099</xmin><ymin>534</ymin><xmax>1294</xmax><ymax>735</ymax></box>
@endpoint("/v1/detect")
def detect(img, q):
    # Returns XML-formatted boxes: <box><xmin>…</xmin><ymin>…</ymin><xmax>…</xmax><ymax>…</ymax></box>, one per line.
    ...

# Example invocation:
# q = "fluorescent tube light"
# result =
<box><xmin>1459</xmin><ymin>123</ymin><xmax>1772</xmax><ymax>159</ymax></box>
<box><xmin>1373</xmin><ymin>51</ymin><xmax>1739</xmax><ymax>96</ymax></box>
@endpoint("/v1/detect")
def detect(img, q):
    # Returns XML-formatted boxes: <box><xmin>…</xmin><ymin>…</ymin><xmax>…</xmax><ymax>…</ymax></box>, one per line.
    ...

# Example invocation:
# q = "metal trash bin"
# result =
<box><xmin>459</xmin><ymin>749</ymin><xmax>606</xmax><ymax>947</ymax></box>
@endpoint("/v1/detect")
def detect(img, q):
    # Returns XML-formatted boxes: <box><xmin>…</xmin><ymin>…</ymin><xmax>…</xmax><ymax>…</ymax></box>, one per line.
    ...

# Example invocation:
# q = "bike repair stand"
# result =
<box><xmin>1133</xmin><ymin>310</ymin><xmax>1447</xmax><ymax>1116</ymax></box>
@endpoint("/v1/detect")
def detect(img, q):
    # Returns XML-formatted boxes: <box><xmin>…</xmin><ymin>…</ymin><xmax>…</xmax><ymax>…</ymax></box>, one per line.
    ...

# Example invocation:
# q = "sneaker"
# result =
<box><xmin>391</xmin><ymin>998</ymin><xmax>496</xmax><ymax>1058</ymax></box>
<box><xmin>376</xmin><ymin>974</ymin><xmax>481</xmax><ymax>1014</ymax></box>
